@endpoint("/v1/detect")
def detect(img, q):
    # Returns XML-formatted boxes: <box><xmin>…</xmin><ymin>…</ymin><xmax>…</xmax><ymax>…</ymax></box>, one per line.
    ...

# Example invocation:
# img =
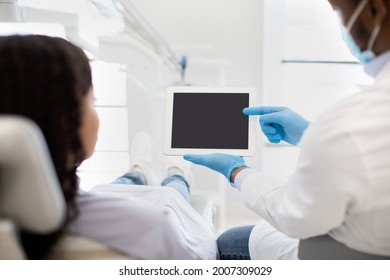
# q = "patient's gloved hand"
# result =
<box><xmin>184</xmin><ymin>153</ymin><xmax>247</xmax><ymax>182</ymax></box>
<box><xmin>243</xmin><ymin>106</ymin><xmax>310</xmax><ymax>145</ymax></box>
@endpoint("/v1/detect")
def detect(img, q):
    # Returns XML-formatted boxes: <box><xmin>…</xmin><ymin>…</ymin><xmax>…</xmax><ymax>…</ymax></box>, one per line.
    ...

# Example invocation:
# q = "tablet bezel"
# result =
<box><xmin>164</xmin><ymin>86</ymin><xmax>257</xmax><ymax>156</ymax></box>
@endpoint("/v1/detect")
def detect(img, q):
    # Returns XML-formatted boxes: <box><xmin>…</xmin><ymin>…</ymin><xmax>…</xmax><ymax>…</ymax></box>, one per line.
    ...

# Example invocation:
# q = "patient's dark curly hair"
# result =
<box><xmin>0</xmin><ymin>35</ymin><xmax>92</xmax><ymax>259</ymax></box>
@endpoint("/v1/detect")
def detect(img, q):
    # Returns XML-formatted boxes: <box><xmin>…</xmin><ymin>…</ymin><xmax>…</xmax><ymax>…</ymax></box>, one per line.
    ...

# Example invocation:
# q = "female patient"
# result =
<box><xmin>0</xmin><ymin>35</ymin><xmax>216</xmax><ymax>260</ymax></box>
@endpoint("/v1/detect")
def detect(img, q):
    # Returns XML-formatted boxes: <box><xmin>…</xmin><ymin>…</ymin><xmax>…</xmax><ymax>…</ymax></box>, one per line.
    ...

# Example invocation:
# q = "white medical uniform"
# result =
<box><xmin>235</xmin><ymin>52</ymin><xmax>390</xmax><ymax>259</ymax></box>
<box><xmin>67</xmin><ymin>184</ymin><xmax>217</xmax><ymax>260</ymax></box>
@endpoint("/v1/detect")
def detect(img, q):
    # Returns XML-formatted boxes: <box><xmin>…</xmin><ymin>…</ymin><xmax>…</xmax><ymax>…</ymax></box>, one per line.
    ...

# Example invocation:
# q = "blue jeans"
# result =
<box><xmin>217</xmin><ymin>225</ymin><xmax>255</xmax><ymax>260</ymax></box>
<box><xmin>112</xmin><ymin>171</ymin><xmax>190</xmax><ymax>202</ymax></box>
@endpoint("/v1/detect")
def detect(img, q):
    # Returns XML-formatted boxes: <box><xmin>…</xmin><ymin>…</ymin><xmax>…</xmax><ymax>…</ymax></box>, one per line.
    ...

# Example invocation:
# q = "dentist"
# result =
<box><xmin>185</xmin><ymin>0</ymin><xmax>390</xmax><ymax>259</ymax></box>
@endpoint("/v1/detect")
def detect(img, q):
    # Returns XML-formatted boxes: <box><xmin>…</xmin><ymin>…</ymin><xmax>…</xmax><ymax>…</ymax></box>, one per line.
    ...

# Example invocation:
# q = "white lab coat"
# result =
<box><xmin>239</xmin><ymin>60</ymin><xmax>390</xmax><ymax>259</ymax></box>
<box><xmin>67</xmin><ymin>184</ymin><xmax>217</xmax><ymax>260</ymax></box>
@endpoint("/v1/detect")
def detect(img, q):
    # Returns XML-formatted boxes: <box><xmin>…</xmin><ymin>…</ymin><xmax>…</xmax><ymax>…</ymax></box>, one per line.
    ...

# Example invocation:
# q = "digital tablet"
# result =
<box><xmin>164</xmin><ymin>86</ymin><xmax>257</xmax><ymax>156</ymax></box>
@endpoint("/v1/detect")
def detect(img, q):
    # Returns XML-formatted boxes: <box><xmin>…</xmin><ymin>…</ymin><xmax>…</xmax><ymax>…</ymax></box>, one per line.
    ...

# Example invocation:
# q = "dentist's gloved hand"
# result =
<box><xmin>184</xmin><ymin>153</ymin><xmax>247</xmax><ymax>182</ymax></box>
<box><xmin>243</xmin><ymin>106</ymin><xmax>310</xmax><ymax>145</ymax></box>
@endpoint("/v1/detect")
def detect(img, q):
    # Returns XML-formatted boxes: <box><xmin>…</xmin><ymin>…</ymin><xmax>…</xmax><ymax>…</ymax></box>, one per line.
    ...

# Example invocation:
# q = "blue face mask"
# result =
<box><xmin>341</xmin><ymin>0</ymin><xmax>382</xmax><ymax>64</ymax></box>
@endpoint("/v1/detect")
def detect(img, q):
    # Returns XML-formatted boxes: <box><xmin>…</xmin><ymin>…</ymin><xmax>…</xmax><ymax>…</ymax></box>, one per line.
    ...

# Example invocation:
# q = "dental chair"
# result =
<box><xmin>0</xmin><ymin>116</ymin><xmax>136</xmax><ymax>259</ymax></box>
<box><xmin>0</xmin><ymin>116</ymin><xmax>65</xmax><ymax>259</ymax></box>
<box><xmin>0</xmin><ymin>116</ymin><xmax>214</xmax><ymax>260</ymax></box>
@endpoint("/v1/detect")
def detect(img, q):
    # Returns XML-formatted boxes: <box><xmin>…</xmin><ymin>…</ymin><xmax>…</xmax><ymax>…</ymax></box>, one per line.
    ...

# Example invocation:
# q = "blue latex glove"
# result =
<box><xmin>243</xmin><ymin>106</ymin><xmax>310</xmax><ymax>145</ymax></box>
<box><xmin>184</xmin><ymin>153</ymin><xmax>247</xmax><ymax>182</ymax></box>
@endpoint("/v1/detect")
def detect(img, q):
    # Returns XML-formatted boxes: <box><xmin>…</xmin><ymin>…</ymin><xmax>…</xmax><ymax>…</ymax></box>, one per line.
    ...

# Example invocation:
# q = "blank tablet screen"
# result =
<box><xmin>171</xmin><ymin>92</ymin><xmax>249</xmax><ymax>149</ymax></box>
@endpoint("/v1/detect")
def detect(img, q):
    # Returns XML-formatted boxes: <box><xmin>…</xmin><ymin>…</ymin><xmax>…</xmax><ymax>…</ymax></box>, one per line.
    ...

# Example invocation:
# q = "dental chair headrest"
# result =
<box><xmin>0</xmin><ymin>116</ymin><xmax>66</xmax><ymax>233</ymax></box>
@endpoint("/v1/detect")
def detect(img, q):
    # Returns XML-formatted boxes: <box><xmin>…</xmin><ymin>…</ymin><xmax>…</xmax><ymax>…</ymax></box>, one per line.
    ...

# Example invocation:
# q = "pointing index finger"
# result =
<box><xmin>243</xmin><ymin>106</ymin><xmax>286</xmax><ymax>116</ymax></box>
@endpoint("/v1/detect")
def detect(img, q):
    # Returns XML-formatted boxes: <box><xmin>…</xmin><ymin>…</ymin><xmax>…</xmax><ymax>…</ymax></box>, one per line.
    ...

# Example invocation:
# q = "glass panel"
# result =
<box><xmin>78</xmin><ymin>171</ymin><xmax>124</xmax><ymax>191</ymax></box>
<box><xmin>92</xmin><ymin>61</ymin><xmax>127</xmax><ymax>107</ymax></box>
<box><xmin>95</xmin><ymin>108</ymin><xmax>129</xmax><ymax>151</ymax></box>
<box><xmin>78</xmin><ymin>152</ymin><xmax>129</xmax><ymax>191</ymax></box>
<box><xmin>78</xmin><ymin>152</ymin><xmax>129</xmax><ymax>172</ymax></box>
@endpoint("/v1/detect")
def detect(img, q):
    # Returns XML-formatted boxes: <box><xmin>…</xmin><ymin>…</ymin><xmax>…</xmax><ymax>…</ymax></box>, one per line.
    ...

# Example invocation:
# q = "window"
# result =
<box><xmin>0</xmin><ymin>0</ymin><xmax>128</xmax><ymax>191</ymax></box>
<box><xmin>77</xmin><ymin>61</ymin><xmax>129</xmax><ymax>190</ymax></box>
<box><xmin>262</xmin><ymin>0</ymin><xmax>373</xmax><ymax>176</ymax></box>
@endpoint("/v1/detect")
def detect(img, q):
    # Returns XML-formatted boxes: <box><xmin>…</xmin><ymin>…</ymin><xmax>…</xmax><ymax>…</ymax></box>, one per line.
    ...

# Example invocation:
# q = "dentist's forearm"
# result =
<box><xmin>230</xmin><ymin>166</ymin><xmax>248</xmax><ymax>182</ymax></box>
